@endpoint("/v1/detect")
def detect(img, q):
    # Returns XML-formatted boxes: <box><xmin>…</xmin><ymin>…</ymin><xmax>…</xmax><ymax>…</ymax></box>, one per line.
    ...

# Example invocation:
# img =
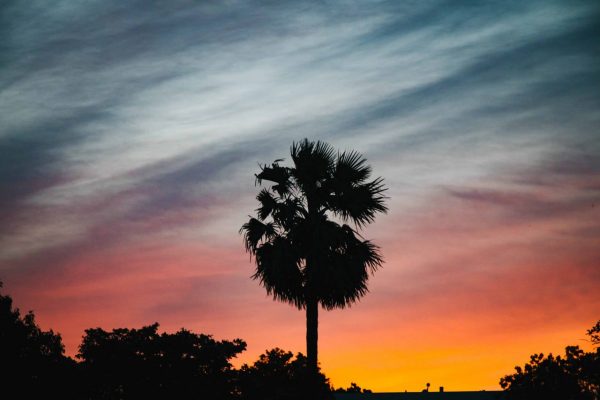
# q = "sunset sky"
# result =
<box><xmin>1</xmin><ymin>0</ymin><xmax>599</xmax><ymax>392</ymax></box>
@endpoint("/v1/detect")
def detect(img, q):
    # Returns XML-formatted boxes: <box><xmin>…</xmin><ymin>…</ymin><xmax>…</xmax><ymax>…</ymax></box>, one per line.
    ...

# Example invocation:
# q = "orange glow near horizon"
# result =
<box><xmin>320</xmin><ymin>325</ymin><xmax>596</xmax><ymax>392</ymax></box>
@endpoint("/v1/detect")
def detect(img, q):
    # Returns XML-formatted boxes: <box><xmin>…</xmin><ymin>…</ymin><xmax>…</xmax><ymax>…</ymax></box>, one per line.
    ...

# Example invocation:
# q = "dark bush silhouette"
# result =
<box><xmin>0</xmin><ymin>281</ymin><xmax>336</xmax><ymax>399</ymax></box>
<box><xmin>334</xmin><ymin>382</ymin><xmax>372</xmax><ymax>394</ymax></box>
<box><xmin>500</xmin><ymin>320</ymin><xmax>600</xmax><ymax>399</ymax></box>
<box><xmin>237</xmin><ymin>348</ymin><xmax>333</xmax><ymax>399</ymax></box>
<box><xmin>0</xmin><ymin>281</ymin><xmax>79</xmax><ymax>398</ymax></box>
<box><xmin>588</xmin><ymin>321</ymin><xmax>600</xmax><ymax>347</ymax></box>
<box><xmin>78</xmin><ymin>323</ymin><xmax>246</xmax><ymax>399</ymax></box>
<box><xmin>240</xmin><ymin>139</ymin><xmax>387</xmax><ymax>381</ymax></box>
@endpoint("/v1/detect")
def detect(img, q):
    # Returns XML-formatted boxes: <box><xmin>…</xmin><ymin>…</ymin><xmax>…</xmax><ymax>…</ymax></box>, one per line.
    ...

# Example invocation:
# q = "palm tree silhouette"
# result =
<box><xmin>240</xmin><ymin>139</ymin><xmax>387</xmax><ymax>377</ymax></box>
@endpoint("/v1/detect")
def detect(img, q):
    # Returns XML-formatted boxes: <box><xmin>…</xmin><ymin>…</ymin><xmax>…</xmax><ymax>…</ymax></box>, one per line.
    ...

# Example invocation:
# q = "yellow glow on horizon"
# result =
<box><xmin>320</xmin><ymin>323</ymin><xmax>595</xmax><ymax>392</ymax></box>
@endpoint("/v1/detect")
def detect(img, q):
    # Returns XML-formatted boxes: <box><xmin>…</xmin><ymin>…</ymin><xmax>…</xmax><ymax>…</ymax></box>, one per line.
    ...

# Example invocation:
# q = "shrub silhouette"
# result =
<box><xmin>240</xmin><ymin>138</ymin><xmax>387</xmax><ymax>381</ymax></box>
<box><xmin>78</xmin><ymin>323</ymin><xmax>246</xmax><ymax>399</ymax></box>
<box><xmin>588</xmin><ymin>321</ymin><xmax>600</xmax><ymax>347</ymax></box>
<box><xmin>0</xmin><ymin>282</ymin><xmax>335</xmax><ymax>399</ymax></box>
<box><xmin>334</xmin><ymin>382</ymin><xmax>372</xmax><ymax>393</ymax></box>
<box><xmin>500</xmin><ymin>320</ymin><xmax>600</xmax><ymax>399</ymax></box>
<box><xmin>237</xmin><ymin>348</ymin><xmax>333</xmax><ymax>399</ymax></box>
<box><xmin>0</xmin><ymin>281</ymin><xmax>78</xmax><ymax>398</ymax></box>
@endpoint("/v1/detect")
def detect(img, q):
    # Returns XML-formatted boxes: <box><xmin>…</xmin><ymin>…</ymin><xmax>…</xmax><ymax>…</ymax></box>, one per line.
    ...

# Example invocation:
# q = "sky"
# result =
<box><xmin>1</xmin><ymin>0</ymin><xmax>599</xmax><ymax>392</ymax></box>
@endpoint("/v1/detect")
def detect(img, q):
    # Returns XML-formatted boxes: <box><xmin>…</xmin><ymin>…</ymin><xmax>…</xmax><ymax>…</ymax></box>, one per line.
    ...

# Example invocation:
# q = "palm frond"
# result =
<box><xmin>351</xmin><ymin>240</ymin><xmax>383</xmax><ymax>274</ymax></box>
<box><xmin>272</xmin><ymin>197</ymin><xmax>305</xmax><ymax>231</ymax></box>
<box><xmin>253</xmin><ymin>237</ymin><xmax>304</xmax><ymax>309</ymax></box>
<box><xmin>239</xmin><ymin>217</ymin><xmax>276</xmax><ymax>253</ymax></box>
<box><xmin>309</xmin><ymin>222</ymin><xmax>383</xmax><ymax>310</ymax></box>
<box><xmin>329</xmin><ymin>176</ymin><xmax>388</xmax><ymax>227</ymax></box>
<box><xmin>334</xmin><ymin>150</ymin><xmax>372</xmax><ymax>185</ymax></box>
<box><xmin>255</xmin><ymin>161</ymin><xmax>291</xmax><ymax>197</ymax></box>
<box><xmin>256</xmin><ymin>188</ymin><xmax>278</xmax><ymax>221</ymax></box>
<box><xmin>290</xmin><ymin>139</ymin><xmax>336</xmax><ymax>194</ymax></box>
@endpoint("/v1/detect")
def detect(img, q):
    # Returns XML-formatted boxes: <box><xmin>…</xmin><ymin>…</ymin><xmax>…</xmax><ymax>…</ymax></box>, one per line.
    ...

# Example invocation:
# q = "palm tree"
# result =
<box><xmin>240</xmin><ymin>139</ymin><xmax>387</xmax><ymax>377</ymax></box>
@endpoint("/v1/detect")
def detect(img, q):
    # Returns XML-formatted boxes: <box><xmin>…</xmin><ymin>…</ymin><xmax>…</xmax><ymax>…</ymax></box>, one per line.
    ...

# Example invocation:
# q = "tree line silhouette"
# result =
<box><xmin>4</xmin><ymin>278</ymin><xmax>598</xmax><ymax>399</ymax></box>
<box><xmin>0</xmin><ymin>281</ymin><xmax>339</xmax><ymax>399</ymax></box>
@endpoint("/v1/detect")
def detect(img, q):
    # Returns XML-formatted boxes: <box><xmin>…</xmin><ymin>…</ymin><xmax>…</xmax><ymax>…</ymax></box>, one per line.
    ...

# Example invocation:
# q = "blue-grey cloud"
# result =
<box><xmin>1</xmin><ymin>0</ymin><xmax>599</xmax><ymax>280</ymax></box>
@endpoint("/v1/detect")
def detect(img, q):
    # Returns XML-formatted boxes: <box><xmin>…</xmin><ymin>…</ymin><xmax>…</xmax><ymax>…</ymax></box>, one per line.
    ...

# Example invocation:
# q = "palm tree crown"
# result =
<box><xmin>240</xmin><ymin>139</ymin><xmax>387</xmax><ymax>373</ymax></box>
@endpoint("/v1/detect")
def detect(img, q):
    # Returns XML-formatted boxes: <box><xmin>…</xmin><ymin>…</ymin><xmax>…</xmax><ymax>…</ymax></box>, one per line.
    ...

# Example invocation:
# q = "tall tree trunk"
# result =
<box><xmin>306</xmin><ymin>197</ymin><xmax>320</xmax><ymax>393</ymax></box>
<box><xmin>306</xmin><ymin>295</ymin><xmax>318</xmax><ymax>374</ymax></box>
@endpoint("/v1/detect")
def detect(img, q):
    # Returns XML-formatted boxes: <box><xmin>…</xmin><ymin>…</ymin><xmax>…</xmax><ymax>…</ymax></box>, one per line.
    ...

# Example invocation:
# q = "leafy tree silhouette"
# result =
<box><xmin>1</xmin><ymin>281</ymin><xmax>356</xmax><ymax>399</ymax></box>
<box><xmin>237</xmin><ymin>348</ymin><xmax>333</xmax><ymax>399</ymax></box>
<box><xmin>78</xmin><ymin>323</ymin><xmax>246</xmax><ymax>399</ymax></box>
<box><xmin>500</xmin><ymin>320</ymin><xmax>600</xmax><ymax>399</ymax></box>
<box><xmin>240</xmin><ymin>139</ymin><xmax>387</xmax><ymax>380</ymax></box>
<box><xmin>588</xmin><ymin>321</ymin><xmax>600</xmax><ymax>347</ymax></box>
<box><xmin>0</xmin><ymin>281</ymin><xmax>78</xmax><ymax>398</ymax></box>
